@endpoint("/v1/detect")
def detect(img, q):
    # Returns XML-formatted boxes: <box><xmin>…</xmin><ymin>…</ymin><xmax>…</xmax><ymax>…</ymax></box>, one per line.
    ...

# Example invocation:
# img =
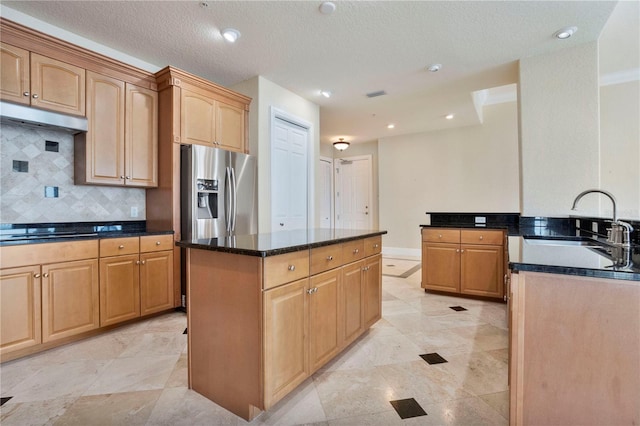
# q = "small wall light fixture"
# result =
<box><xmin>333</xmin><ymin>138</ymin><xmax>350</xmax><ymax>151</ymax></box>
<box><xmin>221</xmin><ymin>28</ymin><xmax>241</xmax><ymax>43</ymax></box>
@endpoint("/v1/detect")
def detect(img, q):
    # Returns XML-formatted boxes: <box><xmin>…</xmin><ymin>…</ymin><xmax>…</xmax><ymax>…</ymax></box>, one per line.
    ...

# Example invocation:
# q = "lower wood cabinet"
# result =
<box><xmin>341</xmin><ymin>260</ymin><xmax>364</xmax><ymax>345</ymax></box>
<box><xmin>421</xmin><ymin>228</ymin><xmax>506</xmax><ymax>299</ymax></box>
<box><xmin>363</xmin><ymin>254</ymin><xmax>382</xmax><ymax>328</ymax></box>
<box><xmin>309</xmin><ymin>269</ymin><xmax>341</xmax><ymax>372</ymax></box>
<box><xmin>100</xmin><ymin>235</ymin><xmax>173</xmax><ymax>326</ymax></box>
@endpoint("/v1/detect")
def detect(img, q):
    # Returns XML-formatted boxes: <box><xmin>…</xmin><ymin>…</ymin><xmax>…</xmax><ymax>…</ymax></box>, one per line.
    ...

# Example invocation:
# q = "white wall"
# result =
<box><xmin>519</xmin><ymin>42</ymin><xmax>601</xmax><ymax>218</ymax></box>
<box><xmin>599</xmin><ymin>81</ymin><xmax>640</xmax><ymax>220</ymax></box>
<box><xmin>379</xmin><ymin>102</ymin><xmax>519</xmax><ymax>254</ymax></box>
<box><xmin>231</xmin><ymin>76</ymin><xmax>320</xmax><ymax>232</ymax></box>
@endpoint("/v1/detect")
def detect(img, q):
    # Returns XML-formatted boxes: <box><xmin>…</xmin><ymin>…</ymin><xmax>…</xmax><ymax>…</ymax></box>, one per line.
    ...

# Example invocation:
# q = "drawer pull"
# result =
<box><xmin>34</xmin><ymin>273</ymin><xmax>41</xmax><ymax>278</ymax></box>
<box><xmin>327</xmin><ymin>255</ymin><xmax>333</xmax><ymax>261</ymax></box>
<box><xmin>479</xmin><ymin>235</ymin><xmax>484</xmax><ymax>240</ymax></box>
<box><xmin>119</xmin><ymin>245</ymin><xmax>124</xmax><ymax>249</ymax></box>
<box><xmin>353</xmin><ymin>249</ymin><xmax>359</xmax><ymax>254</ymax></box>
<box><xmin>288</xmin><ymin>265</ymin><xmax>295</xmax><ymax>271</ymax></box>
<box><xmin>438</xmin><ymin>234</ymin><xmax>442</xmax><ymax>238</ymax></box>
<box><xmin>307</xmin><ymin>287</ymin><xmax>319</xmax><ymax>295</ymax></box>
<box><xmin>156</xmin><ymin>241</ymin><xmax>161</xmax><ymax>246</ymax></box>
<box><xmin>374</xmin><ymin>244</ymin><xmax>379</xmax><ymax>248</ymax></box>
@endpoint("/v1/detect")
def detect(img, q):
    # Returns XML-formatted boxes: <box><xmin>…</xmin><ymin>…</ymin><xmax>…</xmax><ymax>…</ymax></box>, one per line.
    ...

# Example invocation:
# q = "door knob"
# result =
<box><xmin>280</xmin><ymin>223</ymin><xmax>284</xmax><ymax>227</ymax></box>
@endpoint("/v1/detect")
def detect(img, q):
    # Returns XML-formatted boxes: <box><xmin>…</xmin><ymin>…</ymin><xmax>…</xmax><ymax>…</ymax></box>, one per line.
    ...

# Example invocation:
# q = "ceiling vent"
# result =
<box><xmin>366</xmin><ymin>90</ymin><xmax>387</xmax><ymax>98</ymax></box>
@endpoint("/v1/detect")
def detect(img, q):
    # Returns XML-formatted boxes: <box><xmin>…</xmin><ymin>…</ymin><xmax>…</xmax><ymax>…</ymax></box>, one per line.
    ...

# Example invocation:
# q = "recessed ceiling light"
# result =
<box><xmin>221</xmin><ymin>28</ymin><xmax>241</xmax><ymax>43</ymax></box>
<box><xmin>554</xmin><ymin>26</ymin><xmax>578</xmax><ymax>40</ymax></box>
<box><xmin>319</xmin><ymin>2</ymin><xmax>336</xmax><ymax>15</ymax></box>
<box><xmin>320</xmin><ymin>90</ymin><xmax>332</xmax><ymax>98</ymax></box>
<box><xmin>387</xmin><ymin>124</ymin><xmax>395</xmax><ymax>129</ymax></box>
<box><xmin>445</xmin><ymin>114</ymin><xmax>454</xmax><ymax>120</ymax></box>
<box><xmin>427</xmin><ymin>64</ymin><xmax>442</xmax><ymax>73</ymax></box>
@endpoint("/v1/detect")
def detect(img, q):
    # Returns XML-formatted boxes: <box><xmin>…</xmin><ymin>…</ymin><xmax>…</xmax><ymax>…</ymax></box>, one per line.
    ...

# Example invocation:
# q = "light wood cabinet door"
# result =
<box><xmin>263</xmin><ymin>278</ymin><xmax>309</xmax><ymax>409</ymax></box>
<box><xmin>422</xmin><ymin>242</ymin><xmax>460</xmax><ymax>292</ymax></box>
<box><xmin>30</xmin><ymin>53</ymin><xmax>85</xmax><ymax>116</ymax></box>
<box><xmin>79</xmin><ymin>71</ymin><xmax>126</xmax><ymax>185</ymax></box>
<box><xmin>41</xmin><ymin>259</ymin><xmax>99</xmax><ymax>342</ymax></box>
<box><xmin>139</xmin><ymin>250</ymin><xmax>173</xmax><ymax>316</ymax></box>
<box><xmin>180</xmin><ymin>88</ymin><xmax>216</xmax><ymax>146</ymax></box>
<box><xmin>309</xmin><ymin>269</ymin><xmax>340</xmax><ymax>372</ymax></box>
<box><xmin>0</xmin><ymin>265</ymin><xmax>41</xmax><ymax>355</ymax></box>
<box><xmin>460</xmin><ymin>244</ymin><xmax>504</xmax><ymax>298</ymax></box>
<box><xmin>341</xmin><ymin>260</ymin><xmax>364</xmax><ymax>346</ymax></box>
<box><xmin>363</xmin><ymin>254</ymin><xmax>382</xmax><ymax>328</ymax></box>
<box><xmin>126</xmin><ymin>83</ymin><xmax>158</xmax><ymax>187</ymax></box>
<box><xmin>99</xmin><ymin>254</ymin><xmax>140</xmax><ymax>326</ymax></box>
<box><xmin>0</xmin><ymin>42</ymin><xmax>30</xmax><ymax>105</ymax></box>
<box><xmin>216</xmin><ymin>102</ymin><xmax>245</xmax><ymax>152</ymax></box>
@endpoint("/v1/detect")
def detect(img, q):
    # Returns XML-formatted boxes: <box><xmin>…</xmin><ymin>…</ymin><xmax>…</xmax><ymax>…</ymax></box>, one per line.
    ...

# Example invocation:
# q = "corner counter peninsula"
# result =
<box><xmin>176</xmin><ymin>229</ymin><xmax>387</xmax><ymax>420</ymax></box>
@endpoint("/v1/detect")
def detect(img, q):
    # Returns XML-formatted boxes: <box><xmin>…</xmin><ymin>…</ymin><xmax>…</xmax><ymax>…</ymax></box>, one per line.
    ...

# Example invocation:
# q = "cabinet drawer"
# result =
<box><xmin>100</xmin><ymin>237</ymin><xmax>139</xmax><ymax>257</ymax></box>
<box><xmin>263</xmin><ymin>250</ymin><xmax>309</xmax><ymax>290</ymax></box>
<box><xmin>461</xmin><ymin>229</ymin><xmax>503</xmax><ymax>245</ymax></box>
<box><xmin>0</xmin><ymin>240</ymin><xmax>98</xmax><ymax>269</ymax></box>
<box><xmin>310</xmin><ymin>243</ymin><xmax>343</xmax><ymax>275</ymax></box>
<box><xmin>342</xmin><ymin>239</ymin><xmax>365</xmax><ymax>263</ymax></box>
<box><xmin>364</xmin><ymin>236</ymin><xmax>382</xmax><ymax>257</ymax></box>
<box><xmin>422</xmin><ymin>228</ymin><xmax>460</xmax><ymax>244</ymax></box>
<box><xmin>140</xmin><ymin>234</ymin><xmax>174</xmax><ymax>253</ymax></box>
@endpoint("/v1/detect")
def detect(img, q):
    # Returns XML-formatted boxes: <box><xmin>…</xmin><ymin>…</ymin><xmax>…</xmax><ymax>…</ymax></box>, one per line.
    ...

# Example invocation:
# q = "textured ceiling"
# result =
<box><xmin>1</xmin><ymin>1</ymin><xmax>623</xmax><ymax>145</ymax></box>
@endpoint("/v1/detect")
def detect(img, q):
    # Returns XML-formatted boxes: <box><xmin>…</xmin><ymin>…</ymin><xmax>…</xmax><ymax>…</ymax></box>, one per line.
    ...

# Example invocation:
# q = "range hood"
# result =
<box><xmin>0</xmin><ymin>101</ymin><xmax>88</xmax><ymax>133</ymax></box>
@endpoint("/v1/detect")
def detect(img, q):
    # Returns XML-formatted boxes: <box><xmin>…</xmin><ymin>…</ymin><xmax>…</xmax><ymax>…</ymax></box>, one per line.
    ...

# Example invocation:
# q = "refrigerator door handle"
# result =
<box><xmin>231</xmin><ymin>167</ymin><xmax>238</xmax><ymax>232</ymax></box>
<box><xmin>225</xmin><ymin>167</ymin><xmax>232</xmax><ymax>232</ymax></box>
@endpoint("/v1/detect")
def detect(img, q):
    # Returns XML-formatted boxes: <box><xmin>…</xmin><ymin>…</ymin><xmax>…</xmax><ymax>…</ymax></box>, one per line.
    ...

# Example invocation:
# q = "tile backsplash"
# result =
<box><xmin>0</xmin><ymin>123</ymin><xmax>145</xmax><ymax>223</ymax></box>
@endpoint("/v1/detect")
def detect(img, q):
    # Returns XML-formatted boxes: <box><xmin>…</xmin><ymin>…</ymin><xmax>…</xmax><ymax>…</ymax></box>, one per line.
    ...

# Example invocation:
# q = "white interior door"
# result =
<box><xmin>335</xmin><ymin>155</ymin><xmax>372</xmax><ymax>230</ymax></box>
<box><xmin>271</xmin><ymin>117</ymin><xmax>308</xmax><ymax>231</ymax></box>
<box><xmin>319</xmin><ymin>157</ymin><xmax>333</xmax><ymax>229</ymax></box>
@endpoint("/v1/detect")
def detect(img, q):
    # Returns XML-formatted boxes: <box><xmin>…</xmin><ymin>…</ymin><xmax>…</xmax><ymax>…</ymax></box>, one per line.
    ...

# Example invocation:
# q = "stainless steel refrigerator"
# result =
<box><xmin>181</xmin><ymin>144</ymin><xmax>258</xmax><ymax>239</ymax></box>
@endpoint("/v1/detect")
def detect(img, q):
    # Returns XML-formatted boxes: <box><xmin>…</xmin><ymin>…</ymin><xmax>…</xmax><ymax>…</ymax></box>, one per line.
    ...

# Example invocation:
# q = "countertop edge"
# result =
<box><xmin>509</xmin><ymin>262</ymin><xmax>640</xmax><ymax>282</ymax></box>
<box><xmin>0</xmin><ymin>230</ymin><xmax>174</xmax><ymax>246</ymax></box>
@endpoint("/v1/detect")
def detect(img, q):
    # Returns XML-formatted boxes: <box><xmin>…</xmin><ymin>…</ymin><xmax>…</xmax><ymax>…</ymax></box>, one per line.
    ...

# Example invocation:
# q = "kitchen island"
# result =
<box><xmin>508</xmin><ymin>236</ymin><xmax>639</xmax><ymax>425</ymax></box>
<box><xmin>176</xmin><ymin>228</ymin><xmax>386</xmax><ymax>421</ymax></box>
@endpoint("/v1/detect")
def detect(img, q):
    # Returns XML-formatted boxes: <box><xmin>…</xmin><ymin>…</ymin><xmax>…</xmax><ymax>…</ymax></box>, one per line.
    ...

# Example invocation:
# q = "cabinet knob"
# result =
<box><xmin>34</xmin><ymin>273</ymin><xmax>41</xmax><ymax>278</ymax></box>
<box><xmin>461</xmin><ymin>249</ymin><xmax>465</xmax><ymax>253</ymax></box>
<box><xmin>136</xmin><ymin>260</ymin><xmax>141</xmax><ymax>265</ymax></box>
<box><xmin>156</xmin><ymin>241</ymin><xmax>161</xmax><ymax>246</ymax></box>
<box><xmin>456</xmin><ymin>249</ymin><xmax>460</xmax><ymax>253</ymax></box>
<box><xmin>279</xmin><ymin>223</ymin><xmax>284</xmax><ymax>227</ymax></box>
<box><xmin>43</xmin><ymin>273</ymin><xmax>49</xmax><ymax>278</ymax></box>
<box><xmin>479</xmin><ymin>235</ymin><xmax>484</xmax><ymax>240</ymax></box>
<box><xmin>374</xmin><ymin>244</ymin><xmax>379</xmax><ymax>248</ymax></box>
<box><xmin>438</xmin><ymin>234</ymin><xmax>442</xmax><ymax>238</ymax></box>
<box><xmin>126</xmin><ymin>176</ymin><xmax>131</xmax><ymax>180</ymax></box>
<box><xmin>327</xmin><ymin>255</ymin><xmax>333</xmax><ymax>261</ymax></box>
<box><xmin>32</xmin><ymin>94</ymin><xmax>39</xmax><ymax>99</ymax></box>
<box><xmin>353</xmin><ymin>249</ymin><xmax>359</xmax><ymax>254</ymax></box>
<box><xmin>119</xmin><ymin>245</ymin><xmax>124</xmax><ymax>249</ymax></box>
<box><xmin>23</xmin><ymin>91</ymin><xmax>29</xmax><ymax>97</ymax></box>
<box><xmin>288</xmin><ymin>265</ymin><xmax>295</xmax><ymax>271</ymax></box>
<box><xmin>141</xmin><ymin>260</ymin><xmax>146</xmax><ymax>265</ymax></box>
<box><xmin>120</xmin><ymin>175</ymin><xmax>125</xmax><ymax>179</ymax></box>
<box><xmin>307</xmin><ymin>288</ymin><xmax>314</xmax><ymax>295</ymax></box>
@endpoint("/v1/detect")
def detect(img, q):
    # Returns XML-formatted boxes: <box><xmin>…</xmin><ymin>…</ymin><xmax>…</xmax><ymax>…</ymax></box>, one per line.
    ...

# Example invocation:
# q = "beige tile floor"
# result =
<box><xmin>0</xmin><ymin>257</ymin><xmax>509</xmax><ymax>425</ymax></box>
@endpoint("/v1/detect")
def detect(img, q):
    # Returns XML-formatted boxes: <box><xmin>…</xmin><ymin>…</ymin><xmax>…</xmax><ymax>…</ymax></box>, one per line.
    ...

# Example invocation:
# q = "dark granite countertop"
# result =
<box><xmin>0</xmin><ymin>221</ymin><xmax>173</xmax><ymax>246</ymax></box>
<box><xmin>420</xmin><ymin>224</ymin><xmax>510</xmax><ymax>230</ymax></box>
<box><xmin>176</xmin><ymin>228</ymin><xmax>387</xmax><ymax>257</ymax></box>
<box><xmin>509</xmin><ymin>236</ymin><xmax>640</xmax><ymax>281</ymax></box>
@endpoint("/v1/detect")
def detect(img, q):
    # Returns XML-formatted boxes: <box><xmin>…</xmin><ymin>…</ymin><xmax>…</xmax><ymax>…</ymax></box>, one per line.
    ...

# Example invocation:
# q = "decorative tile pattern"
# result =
<box><xmin>389</xmin><ymin>398</ymin><xmax>427</xmax><ymax>419</ymax></box>
<box><xmin>0</xmin><ymin>123</ymin><xmax>145</xmax><ymax>223</ymax></box>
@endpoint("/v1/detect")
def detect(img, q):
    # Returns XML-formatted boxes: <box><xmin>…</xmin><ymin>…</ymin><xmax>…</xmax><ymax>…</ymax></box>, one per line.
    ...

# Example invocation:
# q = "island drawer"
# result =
<box><xmin>263</xmin><ymin>250</ymin><xmax>310</xmax><ymax>290</ymax></box>
<box><xmin>364</xmin><ymin>236</ymin><xmax>382</xmax><ymax>257</ymax></box>
<box><xmin>422</xmin><ymin>228</ymin><xmax>460</xmax><ymax>243</ymax></box>
<box><xmin>342</xmin><ymin>239</ymin><xmax>365</xmax><ymax>263</ymax></box>
<box><xmin>140</xmin><ymin>234</ymin><xmax>174</xmax><ymax>253</ymax></box>
<box><xmin>100</xmin><ymin>237</ymin><xmax>139</xmax><ymax>257</ymax></box>
<box><xmin>310</xmin><ymin>243</ymin><xmax>343</xmax><ymax>275</ymax></box>
<box><xmin>460</xmin><ymin>229</ymin><xmax>503</xmax><ymax>245</ymax></box>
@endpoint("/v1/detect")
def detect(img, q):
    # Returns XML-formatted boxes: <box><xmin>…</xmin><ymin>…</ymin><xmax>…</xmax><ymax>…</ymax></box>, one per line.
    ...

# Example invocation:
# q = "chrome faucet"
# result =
<box><xmin>571</xmin><ymin>189</ymin><xmax>633</xmax><ymax>247</ymax></box>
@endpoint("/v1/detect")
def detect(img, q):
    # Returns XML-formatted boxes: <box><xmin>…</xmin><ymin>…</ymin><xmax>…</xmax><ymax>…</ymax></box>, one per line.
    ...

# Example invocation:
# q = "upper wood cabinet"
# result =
<box><xmin>75</xmin><ymin>71</ymin><xmax>157</xmax><ymax>187</ymax></box>
<box><xmin>0</xmin><ymin>42</ymin><xmax>85</xmax><ymax>116</ymax></box>
<box><xmin>155</xmin><ymin>66</ymin><xmax>250</xmax><ymax>153</ymax></box>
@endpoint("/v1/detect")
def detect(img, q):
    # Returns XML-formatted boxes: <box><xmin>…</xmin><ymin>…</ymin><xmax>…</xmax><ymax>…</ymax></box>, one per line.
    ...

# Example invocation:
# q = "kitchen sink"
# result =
<box><xmin>524</xmin><ymin>238</ymin><xmax>603</xmax><ymax>248</ymax></box>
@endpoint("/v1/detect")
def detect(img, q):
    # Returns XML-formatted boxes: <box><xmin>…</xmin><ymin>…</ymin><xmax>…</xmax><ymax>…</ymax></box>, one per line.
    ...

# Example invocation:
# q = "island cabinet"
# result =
<box><xmin>0</xmin><ymin>42</ymin><xmax>85</xmax><ymax>116</ymax></box>
<box><xmin>185</xmin><ymin>233</ymin><xmax>383</xmax><ymax>421</ymax></box>
<box><xmin>0</xmin><ymin>240</ymin><xmax>99</xmax><ymax>358</ymax></box>
<box><xmin>421</xmin><ymin>227</ymin><xmax>506</xmax><ymax>299</ymax></box>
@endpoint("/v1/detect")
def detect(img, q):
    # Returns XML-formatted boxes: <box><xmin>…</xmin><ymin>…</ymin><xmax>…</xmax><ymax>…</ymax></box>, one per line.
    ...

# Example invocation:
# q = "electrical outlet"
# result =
<box><xmin>131</xmin><ymin>206</ymin><xmax>138</xmax><ymax>218</ymax></box>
